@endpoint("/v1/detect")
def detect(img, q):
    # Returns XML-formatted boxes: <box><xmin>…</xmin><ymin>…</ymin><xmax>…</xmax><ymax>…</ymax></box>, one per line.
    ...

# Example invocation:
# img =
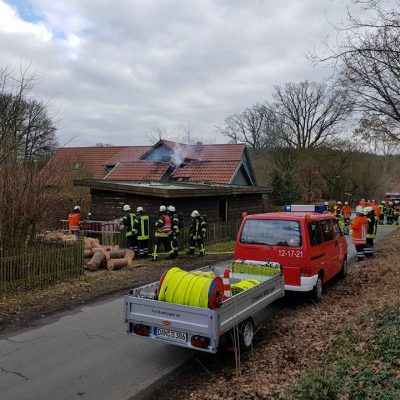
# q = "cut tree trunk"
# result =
<box><xmin>86</xmin><ymin>251</ymin><xmax>105</xmax><ymax>271</ymax></box>
<box><xmin>107</xmin><ymin>259</ymin><xmax>128</xmax><ymax>271</ymax></box>
<box><xmin>84</xmin><ymin>249</ymin><xmax>92</xmax><ymax>258</ymax></box>
<box><xmin>109</xmin><ymin>250</ymin><xmax>126</xmax><ymax>259</ymax></box>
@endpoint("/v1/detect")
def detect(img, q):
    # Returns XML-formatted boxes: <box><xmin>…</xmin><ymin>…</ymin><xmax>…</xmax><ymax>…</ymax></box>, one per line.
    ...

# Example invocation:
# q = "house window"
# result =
<box><xmin>218</xmin><ymin>198</ymin><xmax>228</xmax><ymax>222</ymax></box>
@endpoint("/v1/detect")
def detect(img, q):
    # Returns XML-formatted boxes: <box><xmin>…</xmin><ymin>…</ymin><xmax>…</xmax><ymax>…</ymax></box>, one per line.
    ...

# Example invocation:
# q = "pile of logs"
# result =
<box><xmin>84</xmin><ymin>237</ymin><xmax>134</xmax><ymax>272</ymax></box>
<box><xmin>39</xmin><ymin>231</ymin><xmax>78</xmax><ymax>242</ymax></box>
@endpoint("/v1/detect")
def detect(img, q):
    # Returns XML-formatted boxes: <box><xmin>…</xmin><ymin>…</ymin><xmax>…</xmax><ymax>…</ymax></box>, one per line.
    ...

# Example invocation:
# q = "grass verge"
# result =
<box><xmin>205</xmin><ymin>241</ymin><xmax>235</xmax><ymax>253</ymax></box>
<box><xmin>285</xmin><ymin>303</ymin><xmax>400</xmax><ymax>400</ymax></box>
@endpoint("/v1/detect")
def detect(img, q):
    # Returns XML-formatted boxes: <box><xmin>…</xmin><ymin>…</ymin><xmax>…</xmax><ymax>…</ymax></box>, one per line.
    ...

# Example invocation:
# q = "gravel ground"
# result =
<box><xmin>147</xmin><ymin>228</ymin><xmax>400</xmax><ymax>400</ymax></box>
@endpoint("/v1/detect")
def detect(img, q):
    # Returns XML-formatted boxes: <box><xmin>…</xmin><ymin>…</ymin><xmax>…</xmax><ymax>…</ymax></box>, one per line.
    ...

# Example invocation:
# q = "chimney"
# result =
<box><xmin>195</xmin><ymin>141</ymin><xmax>203</xmax><ymax>152</ymax></box>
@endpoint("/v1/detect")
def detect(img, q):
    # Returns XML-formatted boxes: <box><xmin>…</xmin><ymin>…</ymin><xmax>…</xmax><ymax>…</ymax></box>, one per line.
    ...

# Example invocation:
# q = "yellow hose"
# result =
<box><xmin>158</xmin><ymin>267</ymin><xmax>214</xmax><ymax>308</ymax></box>
<box><xmin>231</xmin><ymin>279</ymin><xmax>260</xmax><ymax>295</ymax></box>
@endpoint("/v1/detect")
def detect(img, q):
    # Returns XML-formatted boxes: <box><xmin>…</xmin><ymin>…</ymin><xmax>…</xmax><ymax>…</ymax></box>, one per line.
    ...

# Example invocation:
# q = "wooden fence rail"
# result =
<box><xmin>0</xmin><ymin>241</ymin><xmax>84</xmax><ymax>290</ymax></box>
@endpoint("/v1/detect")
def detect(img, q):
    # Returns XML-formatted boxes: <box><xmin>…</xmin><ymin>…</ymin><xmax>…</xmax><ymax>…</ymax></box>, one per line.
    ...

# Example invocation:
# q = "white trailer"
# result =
<box><xmin>124</xmin><ymin>265</ymin><xmax>284</xmax><ymax>353</ymax></box>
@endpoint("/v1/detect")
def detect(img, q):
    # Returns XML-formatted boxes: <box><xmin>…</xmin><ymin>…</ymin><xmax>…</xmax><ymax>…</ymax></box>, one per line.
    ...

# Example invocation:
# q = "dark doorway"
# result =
<box><xmin>218</xmin><ymin>198</ymin><xmax>228</xmax><ymax>222</ymax></box>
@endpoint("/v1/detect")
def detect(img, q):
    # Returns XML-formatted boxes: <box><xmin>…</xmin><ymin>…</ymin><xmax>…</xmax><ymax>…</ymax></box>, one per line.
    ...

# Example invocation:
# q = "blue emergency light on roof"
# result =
<box><xmin>284</xmin><ymin>205</ymin><xmax>325</xmax><ymax>213</ymax></box>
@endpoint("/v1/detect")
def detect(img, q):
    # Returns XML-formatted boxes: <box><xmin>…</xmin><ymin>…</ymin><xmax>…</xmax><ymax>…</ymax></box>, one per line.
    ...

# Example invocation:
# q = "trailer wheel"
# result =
<box><xmin>238</xmin><ymin>319</ymin><xmax>254</xmax><ymax>352</ymax></box>
<box><xmin>338</xmin><ymin>257</ymin><xmax>348</xmax><ymax>279</ymax></box>
<box><xmin>311</xmin><ymin>275</ymin><xmax>323</xmax><ymax>302</ymax></box>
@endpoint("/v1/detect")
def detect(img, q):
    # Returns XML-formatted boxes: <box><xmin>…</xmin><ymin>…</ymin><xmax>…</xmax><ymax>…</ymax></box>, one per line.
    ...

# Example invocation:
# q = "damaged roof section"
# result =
<box><xmin>53</xmin><ymin>139</ymin><xmax>257</xmax><ymax>187</ymax></box>
<box><xmin>104</xmin><ymin>161</ymin><xmax>172</xmax><ymax>181</ymax></box>
<box><xmin>171</xmin><ymin>160</ymin><xmax>242</xmax><ymax>184</ymax></box>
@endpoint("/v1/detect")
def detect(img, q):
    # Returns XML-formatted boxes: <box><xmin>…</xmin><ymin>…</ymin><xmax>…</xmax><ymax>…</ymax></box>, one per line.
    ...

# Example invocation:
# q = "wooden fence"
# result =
<box><xmin>88</xmin><ymin>219</ymin><xmax>243</xmax><ymax>250</ymax></box>
<box><xmin>0</xmin><ymin>241</ymin><xmax>84</xmax><ymax>290</ymax></box>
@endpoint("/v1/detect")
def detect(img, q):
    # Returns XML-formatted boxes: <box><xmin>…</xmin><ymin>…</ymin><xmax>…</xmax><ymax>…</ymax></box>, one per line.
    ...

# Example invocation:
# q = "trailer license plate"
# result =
<box><xmin>155</xmin><ymin>328</ymin><xmax>187</xmax><ymax>342</ymax></box>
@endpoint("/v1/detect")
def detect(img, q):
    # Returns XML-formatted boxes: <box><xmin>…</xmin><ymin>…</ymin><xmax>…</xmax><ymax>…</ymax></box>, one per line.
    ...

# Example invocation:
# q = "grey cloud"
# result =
<box><xmin>1</xmin><ymin>0</ymin><xmax>350</xmax><ymax>146</ymax></box>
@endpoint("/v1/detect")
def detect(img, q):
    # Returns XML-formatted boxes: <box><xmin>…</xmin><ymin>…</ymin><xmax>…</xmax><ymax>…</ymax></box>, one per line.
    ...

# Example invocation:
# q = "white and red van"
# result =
<box><xmin>234</xmin><ymin>205</ymin><xmax>348</xmax><ymax>300</ymax></box>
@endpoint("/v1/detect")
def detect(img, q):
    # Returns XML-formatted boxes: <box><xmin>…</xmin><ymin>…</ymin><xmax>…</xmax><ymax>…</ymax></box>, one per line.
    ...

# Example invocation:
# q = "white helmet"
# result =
<box><xmin>123</xmin><ymin>204</ymin><xmax>131</xmax><ymax>212</ymax></box>
<box><xmin>159</xmin><ymin>205</ymin><xmax>167</xmax><ymax>212</ymax></box>
<box><xmin>324</xmin><ymin>201</ymin><xmax>329</xmax><ymax>205</ymax></box>
<box><xmin>395</xmin><ymin>200</ymin><xmax>400</xmax><ymax>204</ymax></box>
<box><xmin>381</xmin><ymin>200</ymin><xmax>385</xmax><ymax>204</ymax></box>
<box><xmin>167</xmin><ymin>205</ymin><xmax>176</xmax><ymax>213</ymax></box>
<box><xmin>364</xmin><ymin>206</ymin><xmax>373</xmax><ymax>213</ymax></box>
<box><xmin>344</xmin><ymin>201</ymin><xmax>348</xmax><ymax>205</ymax></box>
<box><xmin>389</xmin><ymin>201</ymin><xmax>393</xmax><ymax>206</ymax></box>
<box><xmin>337</xmin><ymin>201</ymin><xmax>342</xmax><ymax>205</ymax></box>
<box><xmin>73</xmin><ymin>205</ymin><xmax>80</xmax><ymax>211</ymax></box>
<box><xmin>355</xmin><ymin>206</ymin><xmax>364</xmax><ymax>214</ymax></box>
<box><xmin>191</xmin><ymin>210</ymin><xmax>200</xmax><ymax>218</ymax></box>
<box><xmin>136</xmin><ymin>206</ymin><xmax>144</xmax><ymax>213</ymax></box>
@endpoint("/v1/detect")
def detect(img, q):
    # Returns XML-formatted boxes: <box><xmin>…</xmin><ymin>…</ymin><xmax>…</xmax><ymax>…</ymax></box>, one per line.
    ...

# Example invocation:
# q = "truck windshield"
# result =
<box><xmin>240</xmin><ymin>219</ymin><xmax>302</xmax><ymax>247</ymax></box>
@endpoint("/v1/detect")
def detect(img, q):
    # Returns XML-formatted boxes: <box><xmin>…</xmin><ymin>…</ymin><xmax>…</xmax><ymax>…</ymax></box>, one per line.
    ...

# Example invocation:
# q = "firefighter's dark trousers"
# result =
<box><xmin>355</xmin><ymin>244</ymin><xmax>365</xmax><ymax>260</ymax></box>
<box><xmin>126</xmin><ymin>235</ymin><xmax>137</xmax><ymax>251</ymax></box>
<box><xmin>188</xmin><ymin>236</ymin><xmax>205</xmax><ymax>255</ymax></box>
<box><xmin>138</xmin><ymin>239</ymin><xmax>149</xmax><ymax>257</ymax></box>
<box><xmin>152</xmin><ymin>235</ymin><xmax>172</xmax><ymax>260</ymax></box>
<box><xmin>364</xmin><ymin>238</ymin><xmax>375</xmax><ymax>257</ymax></box>
<box><xmin>170</xmin><ymin>233</ymin><xmax>179</xmax><ymax>256</ymax></box>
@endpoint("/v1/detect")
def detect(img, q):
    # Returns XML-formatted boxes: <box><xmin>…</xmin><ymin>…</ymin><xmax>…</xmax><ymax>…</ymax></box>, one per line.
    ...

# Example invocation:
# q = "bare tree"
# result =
<box><xmin>217</xmin><ymin>103</ymin><xmax>281</xmax><ymax>149</ymax></box>
<box><xmin>95</xmin><ymin>142</ymin><xmax>114</xmax><ymax>147</ymax></box>
<box><xmin>316</xmin><ymin>0</ymin><xmax>400</xmax><ymax>141</ymax></box>
<box><xmin>146</xmin><ymin>124</ymin><xmax>171</xmax><ymax>144</ymax></box>
<box><xmin>0</xmin><ymin>66</ymin><xmax>59</xmax><ymax>248</ymax></box>
<box><xmin>0</xmin><ymin>67</ymin><xmax>58</xmax><ymax>165</ymax></box>
<box><xmin>270</xmin><ymin>81</ymin><xmax>353</xmax><ymax>149</ymax></box>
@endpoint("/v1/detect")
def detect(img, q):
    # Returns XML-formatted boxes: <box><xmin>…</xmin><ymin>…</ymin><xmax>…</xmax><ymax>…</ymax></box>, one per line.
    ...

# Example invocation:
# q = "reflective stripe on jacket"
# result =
<box><xmin>135</xmin><ymin>215</ymin><xmax>150</xmax><ymax>240</ymax></box>
<box><xmin>351</xmin><ymin>216</ymin><xmax>367</xmax><ymax>244</ymax></box>
<box><xmin>68</xmin><ymin>212</ymin><xmax>80</xmax><ymax>231</ymax></box>
<box><xmin>172</xmin><ymin>215</ymin><xmax>180</xmax><ymax>234</ymax></box>
<box><xmin>342</xmin><ymin>205</ymin><xmax>351</xmax><ymax>219</ymax></box>
<box><xmin>366</xmin><ymin>216</ymin><xmax>378</xmax><ymax>239</ymax></box>
<box><xmin>190</xmin><ymin>217</ymin><xmax>207</xmax><ymax>239</ymax></box>
<box><xmin>155</xmin><ymin>214</ymin><xmax>171</xmax><ymax>236</ymax></box>
<box><xmin>124</xmin><ymin>213</ymin><xmax>136</xmax><ymax>237</ymax></box>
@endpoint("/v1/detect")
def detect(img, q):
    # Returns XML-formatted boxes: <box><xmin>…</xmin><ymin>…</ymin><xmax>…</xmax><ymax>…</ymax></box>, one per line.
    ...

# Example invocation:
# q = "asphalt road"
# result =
<box><xmin>0</xmin><ymin>226</ymin><xmax>395</xmax><ymax>400</ymax></box>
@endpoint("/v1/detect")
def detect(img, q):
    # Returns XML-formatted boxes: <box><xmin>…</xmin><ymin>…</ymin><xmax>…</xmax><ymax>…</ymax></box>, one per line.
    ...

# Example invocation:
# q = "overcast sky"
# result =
<box><xmin>0</xmin><ymin>0</ymin><xmax>352</xmax><ymax>146</ymax></box>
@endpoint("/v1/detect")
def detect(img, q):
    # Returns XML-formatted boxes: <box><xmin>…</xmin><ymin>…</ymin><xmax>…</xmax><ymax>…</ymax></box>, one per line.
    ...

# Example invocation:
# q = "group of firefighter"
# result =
<box><xmin>325</xmin><ymin>198</ymin><xmax>400</xmax><ymax>261</ymax></box>
<box><xmin>121</xmin><ymin>204</ymin><xmax>207</xmax><ymax>260</ymax></box>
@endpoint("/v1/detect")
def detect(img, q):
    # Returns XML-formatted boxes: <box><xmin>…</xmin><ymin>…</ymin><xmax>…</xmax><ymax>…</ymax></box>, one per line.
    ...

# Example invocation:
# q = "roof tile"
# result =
<box><xmin>50</xmin><ymin>146</ymin><xmax>129</xmax><ymax>179</ymax></box>
<box><xmin>105</xmin><ymin>161</ymin><xmax>172</xmax><ymax>181</ymax></box>
<box><xmin>171</xmin><ymin>160</ymin><xmax>240</xmax><ymax>184</ymax></box>
<box><xmin>104</xmin><ymin>146</ymin><xmax>151</xmax><ymax>166</ymax></box>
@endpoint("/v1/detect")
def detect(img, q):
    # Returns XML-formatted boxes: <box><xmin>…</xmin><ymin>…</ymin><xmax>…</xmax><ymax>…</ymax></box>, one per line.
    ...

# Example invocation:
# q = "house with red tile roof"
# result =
<box><xmin>52</xmin><ymin>140</ymin><xmax>268</xmax><ymax>224</ymax></box>
<box><xmin>52</xmin><ymin>140</ymin><xmax>256</xmax><ymax>185</ymax></box>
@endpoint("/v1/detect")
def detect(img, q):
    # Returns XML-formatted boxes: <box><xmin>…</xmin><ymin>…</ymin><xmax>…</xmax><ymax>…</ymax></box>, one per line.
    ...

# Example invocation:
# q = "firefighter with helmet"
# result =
<box><xmin>133</xmin><ymin>206</ymin><xmax>150</xmax><ymax>257</ymax></box>
<box><xmin>68</xmin><ymin>205</ymin><xmax>81</xmax><ymax>237</ymax></box>
<box><xmin>333</xmin><ymin>201</ymin><xmax>342</xmax><ymax>220</ymax></box>
<box><xmin>122</xmin><ymin>205</ymin><xmax>137</xmax><ymax>252</ymax></box>
<box><xmin>152</xmin><ymin>205</ymin><xmax>174</xmax><ymax>261</ymax></box>
<box><xmin>188</xmin><ymin>210</ymin><xmax>207</xmax><ymax>256</ymax></box>
<box><xmin>167</xmin><ymin>205</ymin><xmax>182</xmax><ymax>258</ymax></box>
<box><xmin>323</xmin><ymin>201</ymin><xmax>330</xmax><ymax>213</ymax></box>
<box><xmin>394</xmin><ymin>200</ymin><xmax>400</xmax><ymax>224</ymax></box>
<box><xmin>378</xmin><ymin>201</ymin><xmax>386</xmax><ymax>224</ymax></box>
<box><xmin>386</xmin><ymin>201</ymin><xmax>394</xmax><ymax>224</ymax></box>
<box><xmin>364</xmin><ymin>206</ymin><xmax>379</xmax><ymax>257</ymax></box>
<box><xmin>351</xmin><ymin>206</ymin><xmax>368</xmax><ymax>261</ymax></box>
<box><xmin>341</xmin><ymin>201</ymin><xmax>352</xmax><ymax>225</ymax></box>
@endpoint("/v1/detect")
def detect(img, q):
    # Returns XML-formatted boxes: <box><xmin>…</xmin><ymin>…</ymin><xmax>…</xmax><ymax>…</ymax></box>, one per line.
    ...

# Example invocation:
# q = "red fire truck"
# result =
<box><xmin>383</xmin><ymin>192</ymin><xmax>400</xmax><ymax>203</ymax></box>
